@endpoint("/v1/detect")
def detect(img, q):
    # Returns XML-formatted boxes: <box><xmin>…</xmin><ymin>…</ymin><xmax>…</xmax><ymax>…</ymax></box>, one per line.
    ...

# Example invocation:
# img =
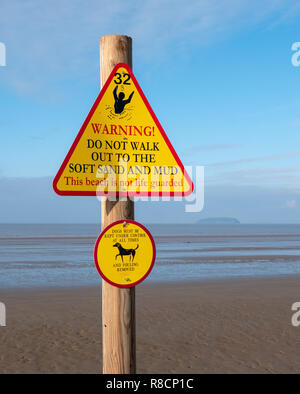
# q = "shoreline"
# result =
<box><xmin>0</xmin><ymin>273</ymin><xmax>300</xmax><ymax>293</ymax></box>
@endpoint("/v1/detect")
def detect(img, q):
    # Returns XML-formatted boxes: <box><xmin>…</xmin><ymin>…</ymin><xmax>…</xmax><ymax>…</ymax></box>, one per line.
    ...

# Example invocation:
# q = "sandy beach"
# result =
<box><xmin>0</xmin><ymin>276</ymin><xmax>299</xmax><ymax>374</ymax></box>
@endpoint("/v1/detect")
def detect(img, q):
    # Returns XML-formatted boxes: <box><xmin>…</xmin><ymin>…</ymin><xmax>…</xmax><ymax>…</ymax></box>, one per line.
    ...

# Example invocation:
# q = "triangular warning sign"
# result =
<box><xmin>53</xmin><ymin>63</ymin><xmax>193</xmax><ymax>197</ymax></box>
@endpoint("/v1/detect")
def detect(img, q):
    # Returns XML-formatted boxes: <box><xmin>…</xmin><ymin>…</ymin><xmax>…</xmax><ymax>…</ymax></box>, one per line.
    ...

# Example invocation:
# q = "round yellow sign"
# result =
<box><xmin>94</xmin><ymin>220</ymin><xmax>156</xmax><ymax>288</ymax></box>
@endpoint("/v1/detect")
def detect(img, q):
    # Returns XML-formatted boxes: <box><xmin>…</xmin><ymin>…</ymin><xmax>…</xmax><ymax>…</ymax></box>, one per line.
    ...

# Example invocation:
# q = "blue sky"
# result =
<box><xmin>1</xmin><ymin>0</ymin><xmax>300</xmax><ymax>223</ymax></box>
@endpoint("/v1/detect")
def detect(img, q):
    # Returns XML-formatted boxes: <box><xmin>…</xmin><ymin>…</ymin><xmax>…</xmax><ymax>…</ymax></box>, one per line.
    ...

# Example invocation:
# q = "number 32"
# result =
<box><xmin>114</xmin><ymin>73</ymin><xmax>131</xmax><ymax>85</ymax></box>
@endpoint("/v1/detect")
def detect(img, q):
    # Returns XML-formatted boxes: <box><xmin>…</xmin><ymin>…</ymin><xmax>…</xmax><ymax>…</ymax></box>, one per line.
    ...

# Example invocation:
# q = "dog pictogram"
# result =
<box><xmin>113</xmin><ymin>242</ymin><xmax>139</xmax><ymax>262</ymax></box>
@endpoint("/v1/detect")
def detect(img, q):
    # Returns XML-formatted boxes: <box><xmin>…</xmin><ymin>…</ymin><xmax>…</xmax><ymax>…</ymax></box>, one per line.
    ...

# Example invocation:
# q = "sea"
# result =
<box><xmin>1</xmin><ymin>223</ymin><xmax>300</xmax><ymax>289</ymax></box>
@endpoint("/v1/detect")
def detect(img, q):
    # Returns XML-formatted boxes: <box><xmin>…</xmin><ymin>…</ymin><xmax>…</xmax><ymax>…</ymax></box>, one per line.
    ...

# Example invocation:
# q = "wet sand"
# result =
<box><xmin>0</xmin><ymin>276</ymin><xmax>300</xmax><ymax>374</ymax></box>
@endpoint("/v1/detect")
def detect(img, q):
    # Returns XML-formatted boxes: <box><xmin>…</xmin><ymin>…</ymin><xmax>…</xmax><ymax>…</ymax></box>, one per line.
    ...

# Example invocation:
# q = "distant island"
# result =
<box><xmin>196</xmin><ymin>217</ymin><xmax>240</xmax><ymax>224</ymax></box>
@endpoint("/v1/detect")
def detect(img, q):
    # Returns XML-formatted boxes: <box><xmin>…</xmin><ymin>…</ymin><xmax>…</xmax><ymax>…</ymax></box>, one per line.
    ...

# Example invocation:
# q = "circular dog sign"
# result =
<box><xmin>94</xmin><ymin>220</ymin><xmax>156</xmax><ymax>288</ymax></box>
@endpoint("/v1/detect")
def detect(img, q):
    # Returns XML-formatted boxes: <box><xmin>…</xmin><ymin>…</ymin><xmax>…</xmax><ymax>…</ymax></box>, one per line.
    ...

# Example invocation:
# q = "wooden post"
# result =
<box><xmin>100</xmin><ymin>35</ymin><xmax>136</xmax><ymax>374</ymax></box>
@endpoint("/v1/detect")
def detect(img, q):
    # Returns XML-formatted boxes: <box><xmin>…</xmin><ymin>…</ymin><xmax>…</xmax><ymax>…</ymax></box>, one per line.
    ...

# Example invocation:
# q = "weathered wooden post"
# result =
<box><xmin>53</xmin><ymin>33</ymin><xmax>192</xmax><ymax>375</ymax></box>
<box><xmin>100</xmin><ymin>34</ymin><xmax>136</xmax><ymax>374</ymax></box>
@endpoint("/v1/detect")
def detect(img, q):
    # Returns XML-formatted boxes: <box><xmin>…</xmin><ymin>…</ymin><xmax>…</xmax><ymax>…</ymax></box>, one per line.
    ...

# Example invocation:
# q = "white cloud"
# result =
<box><xmin>186</xmin><ymin>143</ymin><xmax>241</xmax><ymax>153</ymax></box>
<box><xmin>1</xmin><ymin>176</ymin><xmax>300</xmax><ymax>223</ymax></box>
<box><xmin>285</xmin><ymin>199</ymin><xmax>297</xmax><ymax>208</ymax></box>
<box><xmin>0</xmin><ymin>0</ymin><xmax>299</xmax><ymax>95</ymax></box>
<box><xmin>209</xmin><ymin>151</ymin><xmax>300</xmax><ymax>167</ymax></box>
<box><xmin>205</xmin><ymin>165</ymin><xmax>300</xmax><ymax>189</ymax></box>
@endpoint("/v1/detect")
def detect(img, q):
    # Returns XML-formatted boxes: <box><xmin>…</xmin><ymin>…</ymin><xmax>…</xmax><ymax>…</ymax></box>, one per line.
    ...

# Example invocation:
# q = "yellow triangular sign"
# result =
<box><xmin>53</xmin><ymin>63</ymin><xmax>193</xmax><ymax>197</ymax></box>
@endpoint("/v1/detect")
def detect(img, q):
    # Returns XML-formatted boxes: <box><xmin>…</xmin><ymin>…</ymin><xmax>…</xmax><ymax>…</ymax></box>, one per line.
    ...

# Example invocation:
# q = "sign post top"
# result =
<box><xmin>53</xmin><ymin>63</ymin><xmax>193</xmax><ymax>197</ymax></box>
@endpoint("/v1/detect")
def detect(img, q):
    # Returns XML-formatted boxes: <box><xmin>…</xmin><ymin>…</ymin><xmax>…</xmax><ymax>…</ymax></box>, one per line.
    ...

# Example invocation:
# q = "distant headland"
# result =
<box><xmin>196</xmin><ymin>217</ymin><xmax>240</xmax><ymax>224</ymax></box>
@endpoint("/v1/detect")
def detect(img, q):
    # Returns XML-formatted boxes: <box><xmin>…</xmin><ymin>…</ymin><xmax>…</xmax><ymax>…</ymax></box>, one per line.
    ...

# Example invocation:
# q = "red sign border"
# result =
<box><xmin>53</xmin><ymin>63</ymin><xmax>194</xmax><ymax>197</ymax></box>
<box><xmin>94</xmin><ymin>219</ymin><xmax>156</xmax><ymax>288</ymax></box>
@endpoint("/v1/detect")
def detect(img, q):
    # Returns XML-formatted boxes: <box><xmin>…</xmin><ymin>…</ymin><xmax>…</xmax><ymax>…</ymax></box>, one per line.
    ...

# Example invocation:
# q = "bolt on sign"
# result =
<box><xmin>94</xmin><ymin>220</ymin><xmax>156</xmax><ymax>288</ymax></box>
<box><xmin>53</xmin><ymin>63</ymin><xmax>193</xmax><ymax>197</ymax></box>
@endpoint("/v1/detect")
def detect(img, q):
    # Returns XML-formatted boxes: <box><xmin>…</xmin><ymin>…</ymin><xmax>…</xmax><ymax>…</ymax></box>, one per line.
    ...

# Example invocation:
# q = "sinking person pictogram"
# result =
<box><xmin>113</xmin><ymin>86</ymin><xmax>134</xmax><ymax>114</ymax></box>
